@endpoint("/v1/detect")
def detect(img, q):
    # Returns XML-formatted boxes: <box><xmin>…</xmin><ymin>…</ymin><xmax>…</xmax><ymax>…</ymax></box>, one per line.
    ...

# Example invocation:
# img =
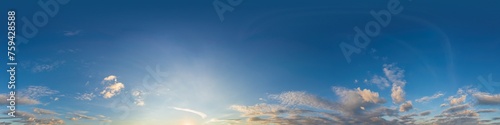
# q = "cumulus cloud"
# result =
<box><xmin>223</xmin><ymin>64</ymin><xmax>496</xmax><ymax>125</ymax></box>
<box><xmin>391</xmin><ymin>86</ymin><xmax>405</xmax><ymax>104</ymax></box>
<box><xmin>356</xmin><ymin>88</ymin><xmax>384</xmax><ymax>103</ymax></box>
<box><xmin>100</xmin><ymin>75</ymin><xmax>125</xmax><ymax>99</ymax></box>
<box><xmin>472</xmin><ymin>92</ymin><xmax>500</xmax><ymax>105</ymax></box>
<box><xmin>399</xmin><ymin>101</ymin><xmax>413</xmax><ymax>112</ymax></box>
<box><xmin>103</xmin><ymin>75</ymin><xmax>117</xmax><ymax>82</ymax></box>
<box><xmin>101</xmin><ymin>82</ymin><xmax>124</xmax><ymax>98</ymax></box>
<box><xmin>228</xmin><ymin>86</ymin><xmax>401</xmax><ymax>125</ymax></box>
<box><xmin>430</xmin><ymin>103</ymin><xmax>481</xmax><ymax>125</ymax></box>
<box><xmin>415</xmin><ymin>92</ymin><xmax>444</xmax><ymax>103</ymax></box>
<box><xmin>172</xmin><ymin>107</ymin><xmax>207</xmax><ymax>119</ymax></box>
<box><xmin>448</xmin><ymin>95</ymin><xmax>467</xmax><ymax>105</ymax></box>
<box><xmin>383</xmin><ymin>64</ymin><xmax>407</xmax><ymax>104</ymax></box>
<box><xmin>333</xmin><ymin>87</ymin><xmax>387</xmax><ymax>115</ymax></box>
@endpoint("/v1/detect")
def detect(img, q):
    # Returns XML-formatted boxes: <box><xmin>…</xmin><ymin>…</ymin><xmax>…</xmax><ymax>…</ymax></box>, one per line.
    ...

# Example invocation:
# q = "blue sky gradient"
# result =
<box><xmin>1</xmin><ymin>0</ymin><xmax>500</xmax><ymax>125</ymax></box>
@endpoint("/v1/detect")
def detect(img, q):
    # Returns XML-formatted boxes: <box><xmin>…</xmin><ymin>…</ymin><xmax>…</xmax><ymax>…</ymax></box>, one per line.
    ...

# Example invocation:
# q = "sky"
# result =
<box><xmin>1</xmin><ymin>0</ymin><xmax>500</xmax><ymax>125</ymax></box>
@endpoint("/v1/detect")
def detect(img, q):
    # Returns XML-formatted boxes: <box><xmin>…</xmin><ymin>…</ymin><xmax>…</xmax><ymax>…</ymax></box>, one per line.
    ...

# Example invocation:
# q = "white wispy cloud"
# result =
<box><xmin>415</xmin><ymin>92</ymin><xmax>444</xmax><ymax>103</ymax></box>
<box><xmin>75</xmin><ymin>93</ymin><xmax>95</xmax><ymax>101</ymax></box>
<box><xmin>132</xmin><ymin>90</ymin><xmax>145</xmax><ymax>106</ymax></box>
<box><xmin>269</xmin><ymin>91</ymin><xmax>339</xmax><ymax>111</ymax></box>
<box><xmin>21</xmin><ymin>86</ymin><xmax>59</xmax><ymax>98</ymax></box>
<box><xmin>369</xmin><ymin>75</ymin><xmax>390</xmax><ymax>89</ymax></box>
<box><xmin>0</xmin><ymin>95</ymin><xmax>40</xmax><ymax>105</ymax></box>
<box><xmin>64</xmin><ymin>30</ymin><xmax>81</xmax><ymax>36</ymax></box>
<box><xmin>171</xmin><ymin>107</ymin><xmax>207</xmax><ymax>119</ymax></box>
<box><xmin>2</xmin><ymin>110</ymin><xmax>65</xmax><ymax>125</ymax></box>
<box><xmin>31</xmin><ymin>61</ymin><xmax>65</xmax><ymax>73</ymax></box>
<box><xmin>33</xmin><ymin>108</ymin><xmax>58</xmax><ymax>115</ymax></box>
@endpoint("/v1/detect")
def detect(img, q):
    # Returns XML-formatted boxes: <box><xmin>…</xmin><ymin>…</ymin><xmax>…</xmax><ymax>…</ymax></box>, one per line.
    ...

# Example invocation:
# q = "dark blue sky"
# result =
<box><xmin>1</xmin><ymin>0</ymin><xmax>500</xmax><ymax>125</ymax></box>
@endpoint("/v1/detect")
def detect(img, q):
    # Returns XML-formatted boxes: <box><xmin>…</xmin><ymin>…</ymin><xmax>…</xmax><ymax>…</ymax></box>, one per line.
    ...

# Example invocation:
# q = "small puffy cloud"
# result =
<box><xmin>448</xmin><ymin>95</ymin><xmax>467</xmax><ymax>105</ymax></box>
<box><xmin>399</xmin><ymin>101</ymin><xmax>413</xmax><ymax>112</ymax></box>
<box><xmin>100</xmin><ymin>75</ymin><xmax>125</xmax><ymax>99</ymax></box>
<box><xmin>172</xmin><ymin>107</ymin><xmax>207</xmax><ymax>119</ymax></box>
<box><xmin>103</xmin><ymin>75</ymin><xmax>117</xmax><ymax>82</ymax></box>
<box><xmin>472</xmin><ymin>92</ymin><xmax>500</xmax><ymax>105</ymax></box>
<box><xmin>101</xmin><ymin>82</ymin><xmax>124</xmax><ymax>99</ymax></box>
<box><xmin>415</xmin><ymin>92</ymin><xmax>444</xmax><ymax>103</ymax></box>
<box><xmin>356</xmin><ymin>88</ymin><xmax>384</xmax><ymax>103</ymax></box>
